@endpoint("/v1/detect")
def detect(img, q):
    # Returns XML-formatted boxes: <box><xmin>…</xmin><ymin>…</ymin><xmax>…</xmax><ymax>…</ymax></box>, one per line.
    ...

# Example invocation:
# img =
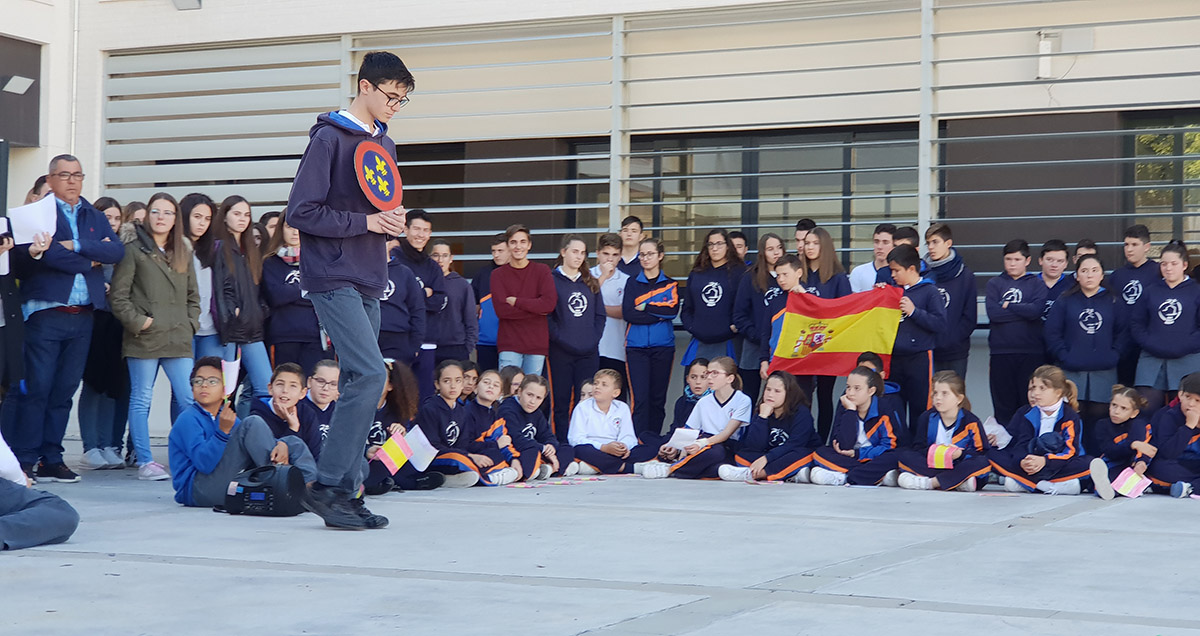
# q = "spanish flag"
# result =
<box><xmin>767</xmin><ymin>286</ymin><xmax>903</xmax><ymax>377</ymax></box>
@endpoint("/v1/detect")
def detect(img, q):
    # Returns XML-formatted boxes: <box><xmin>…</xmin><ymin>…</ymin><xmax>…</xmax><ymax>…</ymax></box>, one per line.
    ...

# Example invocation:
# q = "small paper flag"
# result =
<box><xmin>927</xmin><ymin>444</ymin><xmax>956</xmax><ymax>470</ymax></box>
<box><xmin>376</xmin><ymin>434</ymin><xmax>414</xmax><ymax>475</ymax></box>
<box><xmin>221</xmin><ymin>358</ymin><xmax>240</xmax><ymax>398</ymax></box>
<box><xmin>1112</xmin><ymin>467</ymin><xmax>1152</xmax><ymax>498</ymax></box>
<box><xmin>403</xmin><ymin>425</ymin><xmax>439</xmax><ymax>472</ymax></box>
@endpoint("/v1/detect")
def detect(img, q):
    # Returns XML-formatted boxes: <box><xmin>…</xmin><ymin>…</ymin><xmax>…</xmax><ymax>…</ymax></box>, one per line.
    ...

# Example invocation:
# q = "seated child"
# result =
<box><xmin>0</xmin><ymin>427</ymin><xmax>79</xmax><ymax>550</ymax></box>
<box><xmin>896</xmin><ymin>371</ymin><xmax>992</xmax><ymax>492</ymax></box>
<box><xmin>363</xmin><ymin>360</ymin><xmax>443</xmax><ymax>494</ymax></box>
<box><xmin>298</xmin><ymin>359</ymin><xmax>339</xmax><ymax>454</ymax></box>
<box><xmin>499</xmin><ymin>365</ymin><xmax>525</xmax><ymax>400</ymax></box>
<box><xmin>665</xmin><ymin>358</ymin><xmax>710</xmax><ymax>447</ymax></box>
<box><xmin>568</xmin><ymin>369</ymin><xmax>660</xmax><ymax>475</ymax></box>
<box><xmin>464</xmin><ymin>369</ymin><xmax>526</xmax><ymax>480</ymax></box>
<box><xmin>1145</xmin><ymin>372</ymin><xmax>1200</xmax><ymax>498</ymax></box>
<box><xmin>647</xmin><ymin>356</ymin><xmax>752</xmax><ymax>480</ymax></box>
<box><xmin>168</xmin><ymin>356</ymin><xmax>318</xmax><ymax>508</ymax></box>
<box><xmin>721</xmin><ymin>370</ymin><xmax>820</xmax><ymax>483</ymax></box>
<box><xmin>987</xmin><ymin>365</ymin><xmax>1094</xmax><ymax>495</ymax></box>
<box><xmin>249</xmin><ymin>363</ymin><xmax>323</xmax><ymax>461</ymax></box>
<box><xmin>1088</xmin><ymin>385</ymin><xmax>1153</xmax><ymax>500</ymax></box>
<box><xmin>460</xmin><ymin>360</ymin><xmax>480</xmax><ymax>404</ymax></box>
<box><xmin>415</xmin><ymin>361</ymin><xmax>520</xmax><ymax>487</ymax></box>
<box><xmin>579</xmin><ymin>380</ymin><xmax>595</xmax><ymax>401</ymax></box>
<box><xmin>498</xmin><ymin>374</ymin><xmax>578</xmax><ymax>479</ymax></box>
<box><xmin>854</xmin><ymin>351</ymin><xmax>909</xmax><ymax>446</ymax></box>
<box><xmin>811</xmin><ymin>365</ymin><xmax>901</xmax><ymax>486</ymax></box>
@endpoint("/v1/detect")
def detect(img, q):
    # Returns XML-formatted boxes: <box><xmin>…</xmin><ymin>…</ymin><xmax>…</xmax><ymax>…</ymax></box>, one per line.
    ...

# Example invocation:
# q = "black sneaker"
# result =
<box><xmin>411</xmin><ymin>472</ymin><xmax>445</xmax><ymax>490</ymax></box>
<box><xmin>363</xmin><ymin>477</ymin><xmax>394</xmax><ymax>497</ymax></box>
<box><xmin>36</xmin><ymin>462</ymin><xmax>81</xmax><ymax>483</ymax></box>
<box><xmin>348</xmin><ymin>497</ymin><xmax>389</xmax><ymax>529</ymax></box>
<box><xmin>302</xmin><ymin>484</ymin><xmax>366</xmax><ymax>530</ymax></box>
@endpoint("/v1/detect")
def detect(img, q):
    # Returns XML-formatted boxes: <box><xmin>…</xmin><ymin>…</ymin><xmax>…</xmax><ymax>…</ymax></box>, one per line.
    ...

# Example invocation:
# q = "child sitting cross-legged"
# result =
<box><xmin>568</xmin><ymin>369</ymin><xmax>661</xmax><ymax>475</ymax></box>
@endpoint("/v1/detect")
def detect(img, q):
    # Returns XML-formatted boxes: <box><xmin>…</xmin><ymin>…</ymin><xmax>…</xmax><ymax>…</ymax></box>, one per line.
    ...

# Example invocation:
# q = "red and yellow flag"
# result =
<box><xmin>768</xmin><ymin>286</ymin><xmax>903</xmax><ymax>377</ymax></box>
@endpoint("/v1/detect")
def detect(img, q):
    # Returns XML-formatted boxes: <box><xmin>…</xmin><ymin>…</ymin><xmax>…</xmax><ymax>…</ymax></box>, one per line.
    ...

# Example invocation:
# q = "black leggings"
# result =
<box><xmin>798</xmin><ymin>375</ymin><xmax>837</xmax><ymax>444</ymax></box>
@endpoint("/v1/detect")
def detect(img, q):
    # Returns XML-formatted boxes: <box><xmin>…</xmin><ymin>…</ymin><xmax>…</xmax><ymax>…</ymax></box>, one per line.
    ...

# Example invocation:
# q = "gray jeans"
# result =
<box><xmin>308</xmin><ymin>287</ymin><xmax>386</xmax><ymax>492</ymax></box>
<box><xmin>0</xmin><ymin>479</ymin><xmax>79</xmax><ymax>550</ymax></box>
<box><xmin>191</xmin><ymin>415</ymin><xmax>317</xmax><ymax>508</ymax></box>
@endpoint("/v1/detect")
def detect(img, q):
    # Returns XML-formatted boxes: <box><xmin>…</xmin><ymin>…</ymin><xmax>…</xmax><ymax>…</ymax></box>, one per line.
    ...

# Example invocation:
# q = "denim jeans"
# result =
<box><xmin>189</xmin><ymin>415</ymin><xmax>318</xmax><ymax>508</ymax></box>
<box><xmin>234</xmin><ymin>341</ymin><xmax>273</xmax><ymax>418</ymax></box>
<box><xmin>0</xmin><ymin>310</ymin><xmax>92</xmax><ymax>466</ymax></box>
<box><xmin>308</xmin><ymin>287</ymin><xmax>386</xmax><ymax>491</ymax></box>
<box><xmin>194</xmin><ymin>333</ymin><xmax>235</xmax><ymax>361</ymax></box>
<box><xmin>498</xmin><ymin>351</ymin><xmax>546</xmax><ymax>376</ymax></box>
<box><xmin>127</xmin><ymin>357</ymin><xmax>195</xmax><ymax>466</ymax></box>
<box><xmin>77</xmin><ymin>384</ymin><xmax>128</xmax><ymax>453</ymax></box>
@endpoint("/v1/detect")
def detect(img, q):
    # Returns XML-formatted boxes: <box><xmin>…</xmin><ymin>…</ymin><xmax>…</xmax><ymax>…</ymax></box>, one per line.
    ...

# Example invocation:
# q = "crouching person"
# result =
<box><xmin>0</xmin><ymin>429</ymin><xmax>78</xmax><ymax>550</ymax></box>
<box><xmin>168</xmin><ymin>356</ymin><xmax>317</xmax><ymax>507</ymax></box>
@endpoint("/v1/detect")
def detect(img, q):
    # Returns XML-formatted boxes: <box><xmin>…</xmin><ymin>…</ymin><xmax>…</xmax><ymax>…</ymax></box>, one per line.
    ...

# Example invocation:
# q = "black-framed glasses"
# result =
<box><xmin>191</xmin><ymin>377</ymin><xmax>222</xmax><ymax>387</ymax></box>
<box><xmin>309</xmin><ymin>377</ymin><xmax>337</xmax><ymax>389</ymax></box>
<box><xmin>372</xmin><ymin>82</ymin><xmax>409</xmax><ymax>108</ymax></box>
<box><xmin>52</xmin><ymin>172</ymin><xmax>85</xmax><ymax>181</ymax></box>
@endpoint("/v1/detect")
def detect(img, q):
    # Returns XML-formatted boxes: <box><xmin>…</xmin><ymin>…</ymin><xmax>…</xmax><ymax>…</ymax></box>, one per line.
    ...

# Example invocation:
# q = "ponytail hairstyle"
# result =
<box><xmin>434</xmin><ymin>359</ymin><xmax>464</xmax><ymax>383</ymax></box>
<box><xmin>753</xmin><ymin>232</ymin><xmax>785</xmax><ymax>293</ymax></box>
<box><xmin>1161</xmin><ymin>239</ymin><xmax>1189</xmax><ymax>263</ymax></box>
<box><xmin>1030</xmin><ymin>364</ymin><xmax>1079</xmax><ymax>411</ymax></box>
<box><xmin>848</xmin><ymin>365</ymin><xmax>884</xmax><ymax>399</ymax></box>
<box><xmin>709</xmin><ymin>356</ymin><xmax>742</xmax><ymax>392</ymax></box>
<box><xmin>931</xmin><ymin>370</ymin><xmax>971</xmax><ymax>412</ymax></box>
<box><xmin>1110</xmin><ymin>384</ymin><xmax>1148</xmax><ymax>412</ymax></box>
<box><xmin>554</xmin><ymin>234</ymin><xmax>600</xmax><ymax>293</ymax></box>
<box><xmin>762</xmin><ymin>370</ymin><xmax>809</xmax><ymax>417</ymax></box>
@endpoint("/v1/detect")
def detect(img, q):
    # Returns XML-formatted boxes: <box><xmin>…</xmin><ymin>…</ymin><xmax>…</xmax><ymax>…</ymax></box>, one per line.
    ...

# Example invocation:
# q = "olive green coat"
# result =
<box><xmin>110</xmin><ymin>227</ymin><xmax>200</xmax><ymax>359</ymax></box>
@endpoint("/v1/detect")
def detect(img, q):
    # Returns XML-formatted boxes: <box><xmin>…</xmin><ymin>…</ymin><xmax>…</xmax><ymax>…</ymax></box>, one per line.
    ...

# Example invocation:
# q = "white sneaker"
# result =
<box><xmin>535</xmin><ymin>464</ymin><xmax>553</xmax><ymax>480</ymax></box>
<box><xmin>101</xmin><ymin>447</ymin><xmax>125</xmax><ymax>469</ymax></box>
<box><xmin>490</xmin><ymin>467</ymin><xmax>519</xmax><ymax>486</ymax></box>
<box><xmin>955</xmin><ymin>477</ymin><xmax>979</xmax><ymax>492</ymax></box>
<box><xmin>80</xmin><ymin>448</ymin><xmax>109</xmax><ymax>471</ymax></box>
<box><xmin>788</xmin><ymin>467</ymin><xmax>811</xmax><ymax>484</ymax></box>
<box><xmin>640</xmin><ymin>462</ymin><xmax>671</xmax><ymax>479</ymax></box>
<box><xmin>137</xmin><ymin>461</ymin><xmax>170</xmax><ymax>481</ymax></box>
<box><xmin>576</xmin><ymin>462</ymin><xmax>599</xmax><ymax>476</ymax></box>
<box><xmin>897</xmin><ymin>472</ymin><xmax>933</xmax><ymax>490</ymax></box>
<box><xmin>718</xmin><ymin>465</ymin><xmax>752</xmax><ymax>482</ymax></box>
<box><xmin>564</xmin><ymin>462</ymin><xmax>580</xmax><ymax>477</ymax></box>
<box><xmin>1037</xmin><ymin>478</ymin><xmax>1081</xmax><ymax>496</ymax></box>
<box><xmin>442</xmin><ymin>471</ymin><xmax>480</xmax><ymax>488</ymax></box>
<box><xmin>1089</xmin><ymin>458</ymin><xmax>1115</xmax><ymax>501</ymax></box>
<box><xmin>809</xmin><ymin>466</ymin><xmax>846</xmax><ymax>486</ymax></box>
<box><xmin>881</xmin><ymin>469</ymin><xmax>899</xmax><ymax>487</ymax></box>
<box><xmin>1003</xmin><ymin>476</ymin><xmax>1027</xmax><ymax>493</ymax></box>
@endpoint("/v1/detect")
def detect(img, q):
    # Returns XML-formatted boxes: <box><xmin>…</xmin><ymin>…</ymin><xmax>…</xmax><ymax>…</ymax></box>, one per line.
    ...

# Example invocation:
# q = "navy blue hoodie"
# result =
<box><xmin>260</xmin><ymin>254</ymin><xmax>320</xmax><ymax>345</ymax></box>
<box><xmin>925</xmin><ymin>249</ymin><xmax>977</xmax><ymax>360</ymax></box>
<box><xmin>1109</xmin><ymin>260</ymin><xmax>1161</xmax><ymax>315</ymax></box>
<box><xmin>1148</xmin><ymin>405</ymin><xmax>1200</xmax><ymax>461</ymax></box>
<box><xmin>395</xmin><ymin>241</ymin><xmax>447</xmax><ymax>345</ymax></box>
<box><xmin>892</xmin><ymin>278</ymin><xmax>946</xmax><ymax>356</ymax></box>
<box><xmin>381</xmin><ymin>253</ymin><xmax>427</xmax><ymax>341</ymax></box>
<box><xmin>758</xmin><ymin>285</ymin><xmax>791</xmax><ymax>364</ymax></box>
<box><xmin>1131</xmin><ymin>277</ymin><xmax>1200</xmax><ymax>359</ymax></box>
<box><xmin>1095</xmin><ymin>415</ymin><xmax>1151</xmax><ymax>466</ymax></box>
<box><xmin>985</xmin><ymin>272</ymin><xmax>1047</xmax><ymax>355</ymax></box>
<box><xmin>497</xmin><ymin>396</ymin><xmax>557</xmax><ymax>453</ymax></box>
<box><xmin>910</xmin><ymin>408</ymin><xmax>990</xmax><ymax>459</ymax></box>
<box><xmin>1039</xmin><ymin>272</ymin><xmax>1074</xmax><ymax>319</ymax></box>
<box><xmin>1044</xmin><ymin>287</ymin><xmax>1124</xmax><ymax>371</ymax></box>
<box><xmin>733</xmin><ymin>269</ymin><xmax>779</xmax><ymax>347</ymax></box>
<box><xmin>548</xmin><ymin>267</ymin><xmax>605</xmax><ymax>356</ymax></box>
<box><xmin>436</xmin><ymin>271</ymin><xmax>478</xmax><ymax>351</ymax></box>
<box><xmin>740</xmin><ymin>408</ymin><xmax>820</xmax><ymax>461</ymax></box>
<box><xmin>414</xmin><ymin>394</ymin><xmax>468</xmax><ymax>453</ymax></box>
<box><xmin>249</xmin><ymin>397</ymin><xmax>323</xmax><ymax>460</ymax></box>
<box><xmin>681</xmin><ymin>263</ymin><xmax>744</xmax><ymax>344</ymax></box>
<box><xmin>802</xmin><ymin>269</ymin><xmax>851</xmax><ymax>299</ymax></box>
<box><xmin>287</xmin><ymin>111</ymin><xmax>393</xmax><ymax>298</ymax></box>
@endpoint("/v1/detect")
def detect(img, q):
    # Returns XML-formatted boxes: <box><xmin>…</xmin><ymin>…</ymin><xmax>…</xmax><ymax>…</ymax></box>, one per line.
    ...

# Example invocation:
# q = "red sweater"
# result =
<box><xmin>491</xmin><ymin>261</ymin><xmax>557</xmax><ymax>355</ymax></box>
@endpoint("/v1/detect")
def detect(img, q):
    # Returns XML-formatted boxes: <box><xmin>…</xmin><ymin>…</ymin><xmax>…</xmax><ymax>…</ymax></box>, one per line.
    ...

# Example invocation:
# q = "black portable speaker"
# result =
<box><xmin>224</xmin><ymin>465</ymin><xmax>306</xmax><ymax>517</ymax></box>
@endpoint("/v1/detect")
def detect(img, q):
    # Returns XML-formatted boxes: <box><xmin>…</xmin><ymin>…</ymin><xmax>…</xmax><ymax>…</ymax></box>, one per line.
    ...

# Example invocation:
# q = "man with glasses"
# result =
<box><xmin>1</xmin><ymin>155</ymin><xmax>123</xmax><ymax>485</ymax></box>
<box><xmin>287</xmin><ymin>51</ymin><xmax>413</xmax><ymax>529</ymax></box>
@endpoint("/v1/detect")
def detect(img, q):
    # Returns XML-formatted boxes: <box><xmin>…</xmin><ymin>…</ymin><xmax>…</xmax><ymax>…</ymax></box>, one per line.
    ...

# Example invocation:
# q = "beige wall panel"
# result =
<box><xmin>628</xmin><ymin>66</ymin><xmax>918</xmax><ymax>105</ymax></box>
<box><xmin>626</xmin><ymin>40</ymin><xmax>918</xmax><ymax>81</ymax></box>
<box><xmin>628</xmin><ymin>92</ymin><xmax>919</xmax><ymax>132</ymax></box>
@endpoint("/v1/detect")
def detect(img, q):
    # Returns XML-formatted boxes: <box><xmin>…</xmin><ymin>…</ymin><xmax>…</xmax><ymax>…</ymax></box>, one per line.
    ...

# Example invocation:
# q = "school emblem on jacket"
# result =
<box><xmin>568</xmin><ymin>291</ymin><xmax>588</xmax><ymax>317</ymax></box>
<box><xmin>1078</xmin><ymin>308</ymin><xmax>1102</xmax><ymax>334</ymax></box>
<box><xmin>1159</xmin><ymin>298</ymin><xmax>1183</xmax><ymax>325</ymax></box>
<box><xmin>791</xmin><ymin>323</ymin><xmax>834</xmax><ymax>358</ymax></box>
<box><xmin>353</xmin><ymin>140</ymin><xmax>403</xmax><ymax>210</ymax></box>
<box><xmin>382</xmin><ymin>279</ymin><xmax>395</xmax><ymax>301</ymax></box>
<box><xmin>1122</xmin><ymin>280</ymin><xmax>1143</xmax><ymax>305</ymax></box>
<box><xmin>521</xmin><ymin>422</ymin><xmax>536</xmax><ymax>440</ymax></box>
<box><xmin>284</xmin><ymin>270</ymin><xmax>301</xmax><ymax>286</ymax></box>
<box><xmin>769</xmin><ymin>427</ymin><xmax>789</xmax><ymax>446</ymax></box>
<box><xmin>1002</xmin><ymin>288</ymin><xmax>1022</xmax><ymax>304</ymax></box>
<box><xmin>764</xmin><ymin>287</ymin><xmax>782</xmax><ymax>306</ymax></box>
<box><xmin>445</xmin><ymin>421</ymin><xmax>460</xmax><ymax>446</ymax></box>
<box><xmin>701</xmin><ymin>282</ymin><xmax>723</xmax><ymax>307</ymax></box>
<box><xmin>939</xmin><ymin>287</ymin><xmax>950</xmax><ymax>309</ymax></box>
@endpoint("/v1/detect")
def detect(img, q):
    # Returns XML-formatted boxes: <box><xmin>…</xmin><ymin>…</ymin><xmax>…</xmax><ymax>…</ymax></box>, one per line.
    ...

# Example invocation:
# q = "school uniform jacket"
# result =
<box><xmin>733</xmin><ymin>269</ymin><xmax>780</xmax><ymax>348</ymax></box>
<box><xmin>381</xmin><ymin>254</ymin><xmax>427</xmax><ymax>341</ymax></box>
<box><xmin>1108</xmin><ymin>260</ymin><xmax>1160</xmax><ymax>316</ymax></box>
<box><xmin>497</xmin><ymin>396</ymin><xmax>557</xmax><ymax>453</ymax></box>
<box><xmin>1044</xmin><ymin>287</ymin><xmax>1124</xmax><ymax>371</ymax></box>
<box><xmin>984</xmin><ymin>272</ymin><xmax>1047</xmax><ymax>355</ymax></box>
<box><xmin>802</xmin><ymin>269</ymin><xmax>851</xmax><ymax>299</ymax></box>
<box><xmin>892</xmin><ymin>278</ymin><xmax>946</xmax><ymax>356</ymax></box>
<box><xmin>1131</xmin><ymin>277</ymin><xmax>1200</xmax><ymax>359</ymax></box>
<box><xmin>1095</xmin><ymin>416</ymin><xmax>1151</xmax><ymax>466</ymax></box>
<box><xmin>414</xmin><ymin>395</ymin><xmax>469</xmax><ymax>453</ymax></box>
<box><xmin>1148</xmin><ymin>405</ymin><xmax>1200</xmax><ymax>461</ymax></box>
<box><xmin>758</xmin><ymin>284</ymin><xmax>792</xmax><ymax>364</ymax></box>
<box><xmin>910</xmin><ymin>408</ymin><xmax>990</xmax><ymax>459</ymax></box>
<box><xmin>463</xmin><ymin>399</ymin><xmax>507</xmax><ymax>456</ymax></box>
<box><xmin>436</xmin><ymin>271</ymin><xmax>478</xmax><ymax>351</ymax></box>
<box><xmin>740</xmin><ymin>408</ymin><xmax>820</xmax><ymax>461</ymax></box>
<box><xmin>249</xmin><ymin>397</ymin><xmax>322</xmax><ymax>458</ymax></box>
<box><xmin>623</xmin><ymin>271</ymin><xmax>680</xmax><ymax>349</ymax></box>
<box><xmin>681</xmin><ymin>263</ymin><xmax>743</xmax><ymax>344</ymax></box>
<box><xmin>471</xmin><ymin>262</ymin><xmax>500</xmax><ymax>348</ymax></box>
<box><xmin>548</xmin><ymin>268</ymin><xmax>605</xmax><ymax>356</ymax></box>
<box><xmin>834</xmin><ymin>383</ymin><xmax>909</xmax><ymax>447</ymax></box>
<box><xmin>1003</xmin><ymin>403</ymin><xmax>1084</xmax><ymax>461</ymax></box>
<box><xmin>925</xmin><ymin>249</ymin><xmax>977</xmax><ymax>361</ymax></box>
<box><xmin>395</xmin><ymin>242</ymin><xmax>448</xmax><ymax>345</ymax></box>
<box><xmin>830</xmin><ymin>397</ymin><xmax>899</xmax><ymax>461</ymax></box>
<box><xmin>1039</xmin><ymin>272</ymin><xmax>1074</xmax><ymax>319</ymax></box>
<box><xmin>260</xmin><ymin>254</ymin><xmax>321</xmax><ymax>346</ymax></box>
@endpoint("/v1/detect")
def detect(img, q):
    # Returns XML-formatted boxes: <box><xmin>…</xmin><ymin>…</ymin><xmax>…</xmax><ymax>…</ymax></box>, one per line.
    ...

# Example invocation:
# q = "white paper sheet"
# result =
<box><xmin>403</xmin><ymin>424</ymin><xmax>439</xmax><ymax>472</ymax></box>
<box><xmin>663</xmin><ymin>427</ymin><xmax>700</xmax><ymax>451</ymax></box>
<box><xmin>221</xmin><ymin>358</ymin><xmax>241</xmax><ymax>398</ymax></box>
<box><xmin>982</xmin><ymin>416</ymin><xmax>1012</xmax><ymax>450</ymax></box>
<box><xmin>7</xmin><ymin>195</ymin><xmax>57</xmax><ymax>245</ymax></box>
<box><xmin>0</xmin><ymin>219</ymin><xmax>10</xmax><ymax>276</ymax></box>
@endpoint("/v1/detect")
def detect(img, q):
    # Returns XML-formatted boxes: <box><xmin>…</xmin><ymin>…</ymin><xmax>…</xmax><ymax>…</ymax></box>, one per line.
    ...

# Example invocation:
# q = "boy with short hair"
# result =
<box><xmin>568</xmin><ymin>369</ymin><xmax>660</xmax><ymax>474</ymax></box>
<box><xmin>1074</xmin><ymin>239</ymin><xmax>1098</xmax><ymax>264</ymax></box>
<box><xmin>250</xmin><ymin>363</ymin><xmax>322</xmax><ymax>460</ymax></box>
<box><xmin>168</xmin><ymin>357</ymin><xmax>318</xmax><ymax>509</ymax></box>
<box><xmin>1149</xmin><ymin>373</ymin><xmax>1200</xmax><ymax>497</ymax></box>
<box><xmin>876</xmin><ymin>226</ymin><xmax>921</xmax><ymax>286</ymax></box>
<box><xmin>395</xmin><ymin>209</ymin><xmax>447</xmax><ymax>398</ymax></box>
<box><xmin>924</xmin><ymin>222</ymin><xmax>977</xmax><ymax>379</ymax></box>
<box><xmin>617</xmin><ymin>216</ymin><xmax>645</xmax><ymax>277</ymax></box>
<box><xmin>1038</xmin><ymin>239</ymin><xmax>1072</xmax><ymax>318</ymax></box>
<box><xmin>491</xmin><ymin>224</ymin><xmax>557</xmax><ymax>374</ymax></box>
<box><xmin>429</xmin><ymin>239</ymin><xmax>478</xmax><ymax>365</ymax></box>
<box><xmin>728</xmin><ymin>230</ymin><xmax>751</xmax><ymax>265</ymax></box>
<box><xmin>591</xmin><ymin>233</ymin><xmax>630</xmax><ymax>397</ymax></box>
<box><xmin>794</xmin><ymin>218</ymin><xmax>816</xmax><ymax>256</ymax></box>
<box><xmin>886</xmin><ymin>245</ymin><xmax>946</xmax><ymax>437</ymax></box>
<box><xmin>985</xmin><ymin>239</ymin><xmax>1048</xmax><ymax>425</ymax></box>
<box><xmin>471</xmin><ymin>233</ymin><xmax>509</xmax><ymax>372</ymax></box>
<box><xmin>1109</xmin><ymin>224</ymin><xmax>1161</xmax><ymax>385</ymax></box>
<box><xmin>849</xmin><ymin>223</ymin><xmax>896</xmax><ymax>293</ymax></box>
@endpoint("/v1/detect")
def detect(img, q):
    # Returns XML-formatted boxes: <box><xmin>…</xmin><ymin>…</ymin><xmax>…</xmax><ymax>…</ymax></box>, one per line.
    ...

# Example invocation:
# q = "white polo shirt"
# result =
<box><xmin>685</xmin><ymin>390</ymin><xmax>752</xmax><ymax>438</ymax></box>
<box><xmin>568</xmin><ymin>397</ymin><xmax>638</xmax><ymax>449</ymax></box>
<box><xmin>591</xmin><ymin>265</ymin><xmax>630</xmax><ymax>361</ymax></box>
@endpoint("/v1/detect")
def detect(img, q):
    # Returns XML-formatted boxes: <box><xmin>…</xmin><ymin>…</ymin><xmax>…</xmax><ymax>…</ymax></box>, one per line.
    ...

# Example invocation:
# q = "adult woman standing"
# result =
<box><xmin>110</xmin><ymin>193</ymin><xmax>200</xmax><ymax>481</ymax></box>
<box><xmin>799</xmin><ymin>227</ymin><xmax>852</xmax><ymax>442</ymax></box>
<box><xmin>261</xmin><ymin>215</ymin><xmax>327</xmax><ymax>372</ymax></box>
<box><xmin>210</xmin><ymin>195</ymin><xmax>272</xmax><ymax>414</ymax></box>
